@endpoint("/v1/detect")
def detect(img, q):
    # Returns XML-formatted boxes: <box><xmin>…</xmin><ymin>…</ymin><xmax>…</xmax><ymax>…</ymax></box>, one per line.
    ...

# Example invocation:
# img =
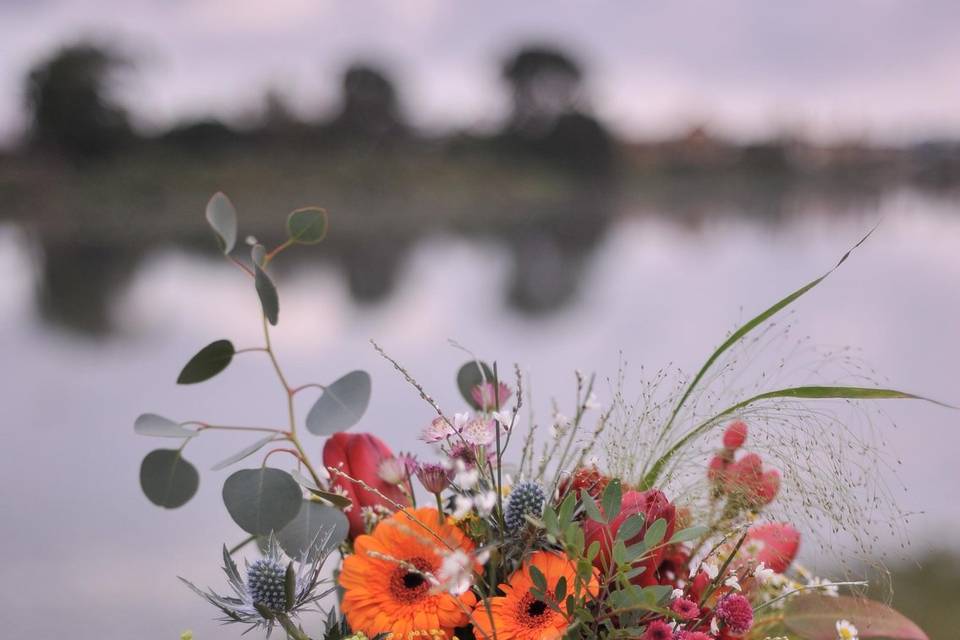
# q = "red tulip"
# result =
<box><xmin>323</xmin><ymin>432</ymin><xmax>410</xmax><ymax>538</ymax></box>
<box><xmin>745</xmin><ymin>522</ymin><xmax>800</xmax><ymax>573</ymax></box>
<box><xmin>584</xmin><ymin>489</ymin><xmax>676</xmax><ymax>586</ymax></box>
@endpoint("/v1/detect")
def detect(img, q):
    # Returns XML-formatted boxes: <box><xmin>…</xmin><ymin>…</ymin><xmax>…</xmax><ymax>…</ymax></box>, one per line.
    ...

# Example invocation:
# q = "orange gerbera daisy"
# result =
<box><xmin>340</xmin><ymin>507</ymin><xmax>479</xmax><ymax>639</ymax></box>
<box><xmin>472</xmin><ymin>550</ymin><xmax>599</xmax><ymax>640</ymax></box>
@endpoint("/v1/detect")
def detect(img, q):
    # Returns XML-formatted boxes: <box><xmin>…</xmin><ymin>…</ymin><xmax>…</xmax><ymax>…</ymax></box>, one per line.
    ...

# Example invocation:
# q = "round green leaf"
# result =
<box><xmin>254</xmin><ymin>264</ymin><xmax>279</xmax><ymax>326</ymax></box>
<box><xmin>177</xmin><ymin>339</ymin><xmax>235</xmax><ymax>384</ymax></box>
<box><xmin>277</xmin><ymin>500</ymin><xmax>349</xmax><ymax>560</ymax></box>
<box><xmin>134</xmin><ymin>413</ymin><xmax>195</xmax><ymax>438</ymax></box>
<box><xmin>286</xmin><ymin>207</ymin><xmax>328</xmax><ymax>245</ymax></box>
<box><xmin>140</xmin><ymin>449</ymin><xmax>199</xmax><ymax>508</ymax></box>
<box><xmin>456</xmin><ymin>360</ymin><xmax>494</xmax><ymax>409</ymax></box>
<box><xmin>222</xmin><ymin>468</ymin><xmax>302</xmax><ymax>535</ymax></box>
<box><xmin>305</xmin><ymin>370</ymin><xmax>372</xmax><ymax>435</ymax></box>
<box><xmin>205</xmin><ymin>192</ymin><xmax>238</xmax><ymax>254</ymax></box>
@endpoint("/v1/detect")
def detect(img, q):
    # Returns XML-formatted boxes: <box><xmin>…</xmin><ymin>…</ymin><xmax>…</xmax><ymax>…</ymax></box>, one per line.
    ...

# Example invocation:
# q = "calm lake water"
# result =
<box><xmin>2</xmin><ymin>191</ymin><xmax>958</xmax><ymax>638</ymax></box>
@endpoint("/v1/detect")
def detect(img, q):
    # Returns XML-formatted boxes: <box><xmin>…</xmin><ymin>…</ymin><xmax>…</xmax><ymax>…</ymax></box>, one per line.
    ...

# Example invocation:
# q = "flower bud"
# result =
<box><xmin>723</xmin><ymin>420</ymin><xmax>748</xmax><ymax>449</ymax></box>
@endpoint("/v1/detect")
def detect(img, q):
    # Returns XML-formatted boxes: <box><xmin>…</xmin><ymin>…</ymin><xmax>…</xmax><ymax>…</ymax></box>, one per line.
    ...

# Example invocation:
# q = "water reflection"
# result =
<box><xmin>1</xmin><ymin>198</ymin><xmax>959</xmax><ymax>638</ymax></box>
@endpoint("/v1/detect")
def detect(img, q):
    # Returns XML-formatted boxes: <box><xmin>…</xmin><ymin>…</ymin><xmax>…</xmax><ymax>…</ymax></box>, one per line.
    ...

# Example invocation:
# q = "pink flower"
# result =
<box><xmin>671</xmin><ymin>597</ymin><xmax>700</xmax><ymax>620</ymax></box>
<box><xmin>471</xmin><ymin>381</ymin><xmax>512</xmax><ymax>411</ymax></box>
<box><xmin>679</xmin><ymin>632</ymin><xmax>714</xmax><ymax>640</ymax></box>
<box><xmin>420</xmin><ymin>416</ymin><xmax>456</xmax><ymax>443</ymax></box>
<box><xmin>460</xmin><ymin>417</ymin><xmax>496</xmax><ymax>446</ymax></box>
<box><xmin>642</xmin><ymin>620</ymin><xmax>673</xmax><ymax>640</ymax></box>
<box><xmin>416</xmin><ymin>462</ymin><xmax>452</xmax><ymax>494</ymax></box>
<box><xmin>715</xmin><ymin>593</ymin><xmax>754</xmax><ymax>634</ymax></box>
<box><xmin>723</xmin><ymin>420</ymin><xmax>748</xmax><ymax>449</ymax></box>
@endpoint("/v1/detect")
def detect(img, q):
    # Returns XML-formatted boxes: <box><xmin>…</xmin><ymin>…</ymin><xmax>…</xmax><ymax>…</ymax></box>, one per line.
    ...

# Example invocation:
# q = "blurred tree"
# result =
<box><xmin>24</xmin><ymin>42</ymin><xmax>134</xmax><ymax>159</ymax></box>
<box><xmin>502</xmin><ymin>46</ymin><xmax>582</xmax><ymax>137</ymax></box>
<box><xmin>325</xmin><ymin>64</ymin><xmax>407</xmax><ymax>145</ymax></box>
<box><xmin>500</xmin><ymin>45</ymin><xmax>613</xmax><ymax>175</ymax></box>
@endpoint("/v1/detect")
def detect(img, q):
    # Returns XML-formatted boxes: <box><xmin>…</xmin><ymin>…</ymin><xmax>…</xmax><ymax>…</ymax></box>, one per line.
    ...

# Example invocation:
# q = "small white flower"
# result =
<box><xmin>754</xmin><ymin>561</ymin><xmax>775</xmax><ymax>584</ymax></box>
<box><xmin>710</xmin><ymin>617</ymin><xmax>720</xmax><ymax>635</ymax></box>
<box><xmin>584</xmin><ymin>392</ymin><xmax>600</xmax><ymax>409</ymax></box>
<box><xmin>452</xmin><ymin>495</ymin><xmax>473</xmax><ymax>519</ymax></box>
<box><xmin>461</xmin><ymin>418</ymin><xmax>495</xmax><ymax>446</ymax></box>
<box><xmin>809</xmin><ymin>576</ymin><xmax>840</xmax><ymax>597</ymax></box>
<box><xmin>454</xmin><ymin>412</ymin><xmax>471</xmax><ymax>430</ymax></box>
<box><xmin>475</xmin><ymin>549</ymin><xmax>491</xmax><ymax>565</ymax></box>
<box><xmin>454</xmin><ymin>467</ymin><xmax>480</xmax><ymax>490</ymax></box>
<box><xmin>474</xmin><ymin>491</ymin><xmax>497</xmax><ymax>516</ymax></box>
<box><xmin>724</xmin><ymin>575</ymin><xmax>742</xmax><ymax>591</ymax></box>
<box><xmin>421</xmin><ymin>417</ymin><xmax>456</xmax><ymax>443</ymax></box>
<box><xmin>836</xmin><ymin>619</ymin><xmax>859</xmax><ymax>640</ymax></box>
<box><xmin>436</xmin><ymin>550</ymin><xmax>474</xmax><ymax>595</ymax></box>
<box><xmin>492</xmin><ymin>410</ymin><xmax>512</xmax><ymax>428</ymax></box>
<box><xmin>671</xmin><ymin>588</ymin><xmax>684</xmax><ymax>600</ymax></box>
<box><xmin>702</xmin><ymin>562</ymin><xmax>719</xmax><ymax>580</ymax></box>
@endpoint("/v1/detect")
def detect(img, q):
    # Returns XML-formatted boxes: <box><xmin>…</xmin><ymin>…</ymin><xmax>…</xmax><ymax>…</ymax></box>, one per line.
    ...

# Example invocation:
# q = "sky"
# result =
<box><xmin>2</xmin><ymin>0</ymin><xmax>960</xmax><ymax>144</ymax></box>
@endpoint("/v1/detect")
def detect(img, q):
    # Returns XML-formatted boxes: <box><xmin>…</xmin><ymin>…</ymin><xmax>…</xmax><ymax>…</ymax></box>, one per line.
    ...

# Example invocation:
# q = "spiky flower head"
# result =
<box><xmin>416</xmin><ymin>462</ymin><xmax>452</xmax><ymax>494</ymax></box>
<box><xmin>180</xmin><ymin>533</ymin><xmax>337</xmax><ymax>635</ymax></box>
<box><xmin>504</xmin><ymin>481</ymin><xmax>545</xmax><ymax>533</ymax></box>
<box><xmin>247</xmin><ymin>557</ymin><xmax>288</xmax><ymax>611</ymax></box>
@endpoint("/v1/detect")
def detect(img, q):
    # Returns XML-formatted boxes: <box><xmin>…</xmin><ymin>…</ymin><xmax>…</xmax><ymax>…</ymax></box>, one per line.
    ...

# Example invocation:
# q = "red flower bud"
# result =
<box><xmin>745</xmin><ymin>522</ymin><xmax>800</xmax><ymax>573</ymax></box>
<box><xmin>707</xmin><ymin>455</ymin><xmax>729</xmax><ymax>484</ymax></box>
<box><xmin>322</xmin><ymin>432</ymin><xmax>410</xmax><ymax>539</ymax></box>
<box><xmin>559</xmin><ymin>466</ymin><xmax>610</xmax><ymax>500</ymax></box>
<box><xmin>723</xmin><ymin>420</ymin><xmax>748</xmax><ymax>449</ymax></box>
<box><xmin>757</xmin><ymin>469</ymin><xmax>780</xmax><ymax>505</ymax></box>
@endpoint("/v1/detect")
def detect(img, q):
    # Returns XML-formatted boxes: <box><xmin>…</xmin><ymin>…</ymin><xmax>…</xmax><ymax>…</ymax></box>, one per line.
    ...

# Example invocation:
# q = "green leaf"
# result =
<box><xmin>277</xmin><ymin>500</ymin><xmax>349</xmax><ymax>560</ymax></box>
<box><xmin>582</xmin><ymin>495</ymin><xmax>606</xmax><ymax>524</ymax></box>
<box><xmin>211</xmin><ymin>434</ymin><xmax>278</xmax><ymax>471</ymax></box>
<box><xmin>669</xmin><ymin>525</ymin><xmax>710</xmax><ymax>544</ymax></box>
<box><xmin>134</xmin><ymin>413</ymin><xmax>195</xmax><ymax>438</ymax></box>
<box><xmin>642</xmin><ymin>384</ymin><xmax>952</xmax><ymax>489</ymax></box>
<box><xmin>286</xmin><ymin>207</ymin><xmax>328</xmax><ymax>245</ymax></box>
<box><xmin>456</xmin><ymin>360</ymin><xmax>494</xmax><ymax>409</ymax></box>
<box><xmin>615</xmin><ymin>514</ymin><xmax>646</xmax><ymax>543</ymax></box>
<box><xmin>140</xmin><ymin>449</ymin><xmax>199</xmax><ymax>508</ymax></box>
<box><xmin>254</xmin><ymin>264</ymin><xmax>279</xmax><ymax>325</ymax></box>
<box><xmin>284</xmin><ymin>562</ymin><xmax>296</xmax><ymax>611</ymax></box>
<box><xmin>222</xmin><ymin>468</ymin><xmax>302</xmax><ymax>535</ymax></box>
<box><xmin>305</xmin><ymin>370</ymin><xmax>372</xmax><ymax>435</ymax></box>
<box><xmin>205</xmin><ymin>192</ymin><xmax>238</xmax><ymax>254</ymax></box>
<box><xmin>784</xmin><ymin>594</ymin><xmax>928</xmax><ymax>639</ymax></box>
<box><xmin>555</xmin><ymin>576</ymin><xmax>567</xmax><ymax>601</ymax></box>
<box><xmin>529</xmin><ymin>565</ymin><xmax>547</xmax><ymax>592</ymax></box>
<box><xmin>177</xmin><ymin>339</ymin><xmax>235</xmax><ymax>384</ymax></box>
<box><xmin>601</xmin><ymin>479</ymin><xmax>622</xmax><ymax>521</ymax></box>
<box><xmin>643</xmin><ymin>518</ymin><xmax>668</xmax><ymax>549</ymax></box>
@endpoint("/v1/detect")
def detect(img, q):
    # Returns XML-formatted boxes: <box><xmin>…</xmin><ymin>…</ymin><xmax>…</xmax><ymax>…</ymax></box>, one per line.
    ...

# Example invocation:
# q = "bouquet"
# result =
<box><xmin>137</xmin><ymin>193</ymin><xmax>944</xmax><ymax>640</ymax></box>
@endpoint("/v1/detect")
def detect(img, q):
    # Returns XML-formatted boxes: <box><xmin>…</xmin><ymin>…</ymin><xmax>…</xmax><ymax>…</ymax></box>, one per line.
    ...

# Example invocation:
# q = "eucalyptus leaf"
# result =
<box><xmin>140</xmin><ymin>449</ymin><xmax>199</xmax><ymax>508</ymax></box>
<box><xmin>615</xmin><ymin>514</ymin><xmax>646</xmax><ymax>543</ymax></box>
<box><xmin>305</xmin><ymin>371</ymin><xmax>372</xmax><ymax>435</ymax></box>
<box><xmin>211</xmin><ymin>435</ymin><xmax>278</xmax><ymax>471</ymax></box>
<box><xmin>254</xmin><ymin>264</ymin><xmax>279</xmax><ymax>325</ymax></box>
<box><xmin>456</xmin><ymin>360</ymin><xmax>494</xmax><ymax>409</ymax></box>
<box><xmin>205</xmin><ymin>192</ymin><xmax>238</xmax><ymax>254</ymax></box>
<box><xmin>784</xmin><ymin>594</ymin><xmax>928</xmax><ymax>640</ymax></box>
<box><xmin>134</xmin><ymin>413</ymin><xmax>195</xmax><ymax>438</ymax></box>
<box><xmin>286</xmin><ymin>207</ymin><xmax>328</xmax><ymax>245</ymax></box>
<box><xmin>177</xmin><ymin>339</ymin><xmax>235</xmax><ymax>384</ymax></box>
<box><xmin>582</xmin><ymin>495</ymin><xmax>605</xmax><ymax>524</ymax></box>
<box><xmin>277</xmin><ymin>500</ymin><xmax>349</xmax><ymax>560</ymax></box>
<box><xmin>222</xmin><ymin>468</ymin><xmax>302</xmax><ymax>535</ymax></box>
<box><xmin>601</xmin><ymin>479</ymin><xmax>622</xmax><ymax>521</ymax></box>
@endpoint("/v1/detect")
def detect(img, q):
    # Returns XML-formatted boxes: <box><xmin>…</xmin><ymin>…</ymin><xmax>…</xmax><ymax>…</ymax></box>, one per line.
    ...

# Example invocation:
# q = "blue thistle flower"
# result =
<box><xmin>247</xmin><ymin>557</ymin><xmax>288</xmax><ymax>611</ymax></box>
<box><xmin>504</xmin><ymin>481</ymin><xmax>545</xmax><ymax>533</ymax></box>
<box><xmin>180</xmin><ymin>533</ymin><xmax>338</xmax><ymax>635</ymax></box>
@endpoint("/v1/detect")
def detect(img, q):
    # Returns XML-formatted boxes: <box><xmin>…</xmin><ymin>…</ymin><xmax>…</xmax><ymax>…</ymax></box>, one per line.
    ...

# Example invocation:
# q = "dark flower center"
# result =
<box><xmin>389</xmin><ymin>557</ymin><xmax>433</xmax><ymax>604</ymax></box>
<box><xmin>527</xmin><ymin>599</ymin><xmax>548</xmax><ymax>616</ymax></box>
